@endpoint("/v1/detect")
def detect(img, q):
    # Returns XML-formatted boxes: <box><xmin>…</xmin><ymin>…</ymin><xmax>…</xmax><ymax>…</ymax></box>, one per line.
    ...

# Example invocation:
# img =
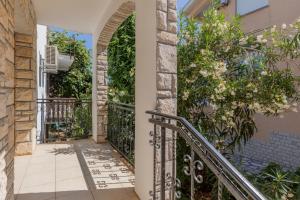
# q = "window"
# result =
<box><xmin>237</xmin><ymin>0</ymin><xmax>269</xmax><ymax>16</ymax></box>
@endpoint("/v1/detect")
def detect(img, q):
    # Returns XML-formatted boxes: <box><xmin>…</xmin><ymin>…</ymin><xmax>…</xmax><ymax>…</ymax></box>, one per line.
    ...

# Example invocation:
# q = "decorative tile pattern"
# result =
<box><xmin>80</xmin><ymin>142</ymin><xmax>135</xmax><ymax>190</ymax></box>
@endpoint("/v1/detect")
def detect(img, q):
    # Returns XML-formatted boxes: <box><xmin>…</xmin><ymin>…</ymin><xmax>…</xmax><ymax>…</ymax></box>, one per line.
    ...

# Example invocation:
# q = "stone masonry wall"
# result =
<box><xmin>234</xmin><ymin>132</ymin><xmax>300</xmax><ymax>173</ymax></box>
<box><xmin>0</xmin><ymin>0</ymin><xmax>36</xmax><ymax>199</ymax></box>
<box><xmin>156</xmin><ymin>0</ymin><xmax>177</xmax><ymax>114</ymax></box>
<box><xmin>0</xmin><ymin>0</ymin><xmax>15</xmax><ymax>199</ymax></box>
<box><xmin>96</xmin><ymin>46</ymin><xmax>108</xmax><ymax>143</ymax></box>
<box><xmin>14</xmin><ymin>33</ymin><xmax>37</xmax><ymax>156</ymax></box>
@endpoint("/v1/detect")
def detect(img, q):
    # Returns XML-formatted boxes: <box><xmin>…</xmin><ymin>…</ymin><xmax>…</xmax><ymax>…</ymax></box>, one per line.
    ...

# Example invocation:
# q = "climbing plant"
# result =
<box><xmin>107</xmin><ymin>14</ymin><xmax>135</xmax><ymax>104</ymax></box>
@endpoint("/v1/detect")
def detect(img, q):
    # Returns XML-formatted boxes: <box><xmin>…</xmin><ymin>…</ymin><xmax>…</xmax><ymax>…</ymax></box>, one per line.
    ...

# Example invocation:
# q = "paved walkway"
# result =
<box><xmin>14</xmin><ymin>139</ymin><xmax>139</xmax><ymax>200</ymax></box>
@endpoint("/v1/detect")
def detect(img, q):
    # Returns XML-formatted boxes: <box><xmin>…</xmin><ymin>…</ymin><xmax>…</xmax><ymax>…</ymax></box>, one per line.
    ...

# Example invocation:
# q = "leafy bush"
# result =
<box><xmin>107</xmin><ymin>15</ymin><xmax>135</xmax><ymax>104</ymax></box>
<box><xmin>178</xmin><ymin>6</ymin><xmax>300</xmax><ymax>151</ymax></box>
<box><xmin>248</xmin><ymin>163</ymin><xmax>300</xmax><ymax>200</ymax></box>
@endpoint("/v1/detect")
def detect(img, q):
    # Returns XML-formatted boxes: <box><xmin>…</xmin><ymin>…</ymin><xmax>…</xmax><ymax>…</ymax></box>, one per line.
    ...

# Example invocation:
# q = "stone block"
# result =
<box><xmin>15</xmin><ymin>46</ymin><xmax>33</xmax><ymax>58</ymax></box>
<box><xmin>15</xmin><ymin>102</ymin><xmax>30</xmax><ymax>111</ymax></box>
<box><xmin>15</xmin><ymin>88</ymin><xmax>33</xmax><ymax>101</ymax></box>
<box><xmin>15</xmin><ymin>57</ymin><xmax>30</xmax><ymax>70</ymax></box>
<box><xmin>15</xmin><ymin>70</ymin><xmax>33</xmax><ymax>79</ymax></box>
<box><xmin>157</xmin><ymin>98</ymin><xmax>177</xmax><ymax>114</ymax></box>
<box><xmin>7</xmin><ymin>124</ymin><xmax>13</xmax><ymax>149</ymax></box>
<box><xmin>3</xmin><ymin>60</ymin><xmax>14</xmax><ymax>88</ymax></box>
<box><xmin>6</xmin><ymin>89</ymin><xmax>13</xmax><ymax>106</ymax></box>
<box><xmin>15</xmin><ymin>121</ymin><xmax>34</xmax><ymax>131</ymax></box>
<box><xmin>168</xmin><ymin>22</ymin><xmax>177</xmax><ymax>34</ymax></box>
<box><xmin>157</xmin><ymin>43</ymin><xmax>177</xmax><ymax>73</ymax></box>
<box><xmin>15</xmin><ymin>79</ymin><xmax>31</xmax><ymax>88</ymax></box>
<box><xmin>157</xmin><ymin>31</ymin><xmax>177</xmax><ymax>46</ymax></box>
<box><xmin>157</xmin><ymin>0</ymin><xmax>167</xmax><ymax>12</ymax></box>
<box><xmin>168</xmin><ymin>0</ymin><xmax>176</xmax><ymax>9</ymax></box>
<box><xmin>157</xmin><ymin>10</ymin><xmax>167</xmax><ymax>31</ymax></box>
<box><xmin>157</xmin><ymin>91</ymin><xmax>172</xmax><ymax>98</ymax></box>
<box><xmin>6</xmin><ymin>44</ymin><xmax>14</xmax><ymax>63</ymax></box>
<box><xmin>157</xmin><ymin>73</ymin><xmax>172</xmax><ymax>90</ymax></box>
<box><xmin>15</xmin><ymin>33</ymin><xmax>33</xmax><ymax>44</ymax></box>
<box><xmin>0</xmin><ymin>93</ymin><xmax>6</xmax><ymax>119</ymax></box>
<box><xmin>168</xmin><ymin>8</ymin><xmax>177</xmax><ymax>22</ymax></box>
<box><xmin>0</xmin><ymin>4</ymin><xmax>8</xmax><ymax>30</ymax></box>
<box><xmin>0</xmin><ymin>118</ymin><xmax>8</xmax><ymax>141</ymax></box>
<box><xmin>15</xmin><ymin>142</ymin><xmax>32</xmax><ymax>156</ymax></box>
<box><xmin>6</xmin><ymin>105</ymin><xmax>13</xmax><ymax>125</ymax></box>
<box><xmin>16</xmin><ymin>130</ymin><xmax>31</xmax><ymax>143</ymax></box>
<box><xmin>15</xmin><ymin>115</ymin><xmax>30</xmax><ymax>122</ymax></box>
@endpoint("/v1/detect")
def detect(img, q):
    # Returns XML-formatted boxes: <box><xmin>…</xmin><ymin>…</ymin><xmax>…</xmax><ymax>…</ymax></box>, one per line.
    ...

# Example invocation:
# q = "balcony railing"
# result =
<box><xmin>37</xmin><ymin>98</ymin><xmax>92</xmax><ymax>143</ymax></box>
<box><xmin>107</xmin><ymin>102</ymin><xmax>135</xmax><ymax>166</ymax></box>
<box><xmin>146</xmin><ymin>111</ymin><xmax>267</xmax><ymax>200</ymax></box>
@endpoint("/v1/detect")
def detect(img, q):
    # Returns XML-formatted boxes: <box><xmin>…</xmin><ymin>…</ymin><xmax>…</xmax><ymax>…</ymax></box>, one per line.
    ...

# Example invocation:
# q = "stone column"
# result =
<box><xmin>135</xmin><ymin>0</ymin><xmax>177</xmax><ymax>199</ymax></box>
<box><xmin>95</xmin><ymin>45</ymin><xmax>108</xmax><ymax>143</ymax></box>
<box><xmin>14</xmin><ymin>33</ymin><xmax>37</xmax><ymax>155</ymax></box>
<box><xmin>0</xmin><ymin>0</ymin><xmax>16</xmax><ymax>199</ymax></box>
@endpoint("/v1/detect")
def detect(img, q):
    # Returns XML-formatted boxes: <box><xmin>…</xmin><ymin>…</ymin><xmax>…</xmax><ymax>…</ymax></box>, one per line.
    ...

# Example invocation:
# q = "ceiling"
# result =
<box><xmin>31</xmin><ymin>0</ymin><xmax>113</xmax><ymax>34</ymax></box>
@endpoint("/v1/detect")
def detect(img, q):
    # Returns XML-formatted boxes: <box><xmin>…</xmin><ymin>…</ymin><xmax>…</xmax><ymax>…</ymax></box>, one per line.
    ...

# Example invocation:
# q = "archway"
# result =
<box><xmin>93</xmin><ymin>0</ymin><xmax>178</xmax><ymax>199</ymax></box>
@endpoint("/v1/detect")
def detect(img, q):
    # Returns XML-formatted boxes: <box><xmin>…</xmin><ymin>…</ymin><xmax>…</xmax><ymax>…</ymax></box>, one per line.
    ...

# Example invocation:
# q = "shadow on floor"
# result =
<box><xmin>14</xmin><ymin>139</ymin><xmax>139</xmax><ymax>200</ymax></box>
<box><xmin>15</xmin><ymin>188</ymin><xmax>138</xmax><ymax>200</ymax></box>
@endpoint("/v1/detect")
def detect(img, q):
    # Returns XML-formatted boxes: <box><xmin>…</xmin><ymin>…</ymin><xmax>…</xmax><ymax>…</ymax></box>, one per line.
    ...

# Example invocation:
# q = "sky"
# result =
<box><xmin>50</xmin><ymin>0</ymin><xmax>189</xmax><ymax>50</ymax></box>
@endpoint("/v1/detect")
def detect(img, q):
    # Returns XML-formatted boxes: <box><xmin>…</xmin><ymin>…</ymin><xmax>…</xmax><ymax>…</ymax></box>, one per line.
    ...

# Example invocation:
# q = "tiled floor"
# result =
<box><xmin>14</xmin><ymin>139</ymin><xmax>139</xmax><ymax>200</ymax></box>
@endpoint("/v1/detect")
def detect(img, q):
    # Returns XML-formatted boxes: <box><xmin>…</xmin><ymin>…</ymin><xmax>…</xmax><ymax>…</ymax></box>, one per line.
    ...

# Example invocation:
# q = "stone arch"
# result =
<box><xmin>95</xmin><ymin>1</ymin><xmax>135</xmax><ymax>143</ymax></box>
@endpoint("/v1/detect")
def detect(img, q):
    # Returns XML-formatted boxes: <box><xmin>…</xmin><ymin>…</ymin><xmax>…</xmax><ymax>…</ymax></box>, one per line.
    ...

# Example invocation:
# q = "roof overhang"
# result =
<box><xmin>31</xmin><ymin>0</ymin><xmax>132</xmax><ymax>34</ymax></box>
<box><xmin>183</xmin><ymin>0</ymin><xmax>210</xmax><ymax>18</ymax></box>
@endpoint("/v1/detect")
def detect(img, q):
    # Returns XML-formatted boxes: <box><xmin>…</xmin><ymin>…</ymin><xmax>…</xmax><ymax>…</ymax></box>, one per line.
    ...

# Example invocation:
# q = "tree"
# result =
<box><xmin>48</xmin><ymin>31</ymin><xmax>92</xmax><ymax>99</ymax></box>
<box><xmin>178</xmin><ymin>7</ymin><xmax>300</xmax><ymax>151</ymax></box>
<box><xmin>107</xmin><ymin>14</ymin><xmax>135</xmax><ymax>104</ymax></box>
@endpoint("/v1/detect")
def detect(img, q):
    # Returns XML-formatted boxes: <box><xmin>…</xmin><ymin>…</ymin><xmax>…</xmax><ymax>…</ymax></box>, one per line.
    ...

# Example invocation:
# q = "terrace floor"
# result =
<box><xmin>14</xmin><ymin>139</ymin><xmax>139</xmax><ymax>200</ymax></box>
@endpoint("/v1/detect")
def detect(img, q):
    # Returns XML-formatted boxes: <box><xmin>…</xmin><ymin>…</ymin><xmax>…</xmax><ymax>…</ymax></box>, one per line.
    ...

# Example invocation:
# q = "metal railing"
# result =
<box><xmin>107</xmin><ymin>102</ymin><xmax>135</xmax><ymax>165</ymax></box>
<box><xmin>37</xmin><ymin>98</ymin><xmax>92</xmax><ymax>143</ymax></box>
<box><xmin>146</xmin><ymin>111</ymin><xmax>267</xmax><ymax>200</ymax></box>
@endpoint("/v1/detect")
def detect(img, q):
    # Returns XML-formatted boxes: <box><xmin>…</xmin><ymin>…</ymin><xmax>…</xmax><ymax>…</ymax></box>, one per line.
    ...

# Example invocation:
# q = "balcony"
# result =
<box><xmin>14</xmin><ymin>140</ymin><xmax>138</xmax><ymax>200</ymax></box>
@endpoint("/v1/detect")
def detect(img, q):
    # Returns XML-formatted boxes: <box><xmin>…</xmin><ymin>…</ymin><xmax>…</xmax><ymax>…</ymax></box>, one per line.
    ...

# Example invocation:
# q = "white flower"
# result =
<box><xmin>271</xmin><ymin>25</ymin><xmax>276</xmax><ymax>33</ymax></box>
<box><xmin>261</xmin><ymin>71</ymin><xmax>268</xmax><ymax>76</ymax></box>
<box><xmin>190</xmin><ymin>63</ymin><xmax>196</xmax><ymax>68</ymax></box>
<box><xmin>297</xmin><ymin>18</ymin><xmax>300</xmax><ymax>23</ymax></box>
<box><xmin>200</xmin><ymin>70</ymin><xmax>209</xmax><ymax>77</ymax></box>
<box><xmin>289</xmin><ymin>24</ymin><xmax>294</xmax><ymax>28</ymax></box>
<box><xmin>292</xmin><ymin>102</ymin><xmax>298</xmax><ymax>107</ymax></box>
<box><xmin>256</xmin><ymin>35</ymin><xmax>263</xmax><ymax>43</ymax></box>
<box><xmin>262</xmin><ymin>39</ymin><xmax>268</xmax><ymax>43</ymax></box>
<box><xmin>221</xmin><ymin>116</ymin><xmax>227</xmax><ymax>121</ymax></box>
<box><xmin>282</xmin><ymin>23</ymin><xmax>287</xmax><ymax>29</ymax></box>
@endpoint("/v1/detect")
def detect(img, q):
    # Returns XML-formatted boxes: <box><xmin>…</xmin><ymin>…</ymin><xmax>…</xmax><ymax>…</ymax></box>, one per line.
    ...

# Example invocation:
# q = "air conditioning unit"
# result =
<box><xmin>57</xmin><ymin>54</ymin><xmax>74</xmax><ymax>72</ymax></box>
<box><xmin>45</xmin><ymin>45</ymin><xmax>58</xmax><ymax>74</ymax></box>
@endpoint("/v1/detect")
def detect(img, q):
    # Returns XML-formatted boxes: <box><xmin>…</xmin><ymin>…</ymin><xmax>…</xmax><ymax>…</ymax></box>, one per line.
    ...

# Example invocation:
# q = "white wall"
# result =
<box><xmin>36</xmin><ymin>24</ymin><xmax>48</xmax><ymax>143</ymax></box>
<box><xmin>135</xmin><ymin>0</ymin><xmax>157</xmax><ymax>199</ymax></box>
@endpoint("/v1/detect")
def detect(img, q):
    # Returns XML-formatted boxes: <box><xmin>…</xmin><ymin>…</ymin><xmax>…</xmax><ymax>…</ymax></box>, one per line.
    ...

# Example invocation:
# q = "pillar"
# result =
<box><xmin>14</xmin><ymin>33</ymin><xmax>37</xmax><ymax>155</ymax></box>
<box><xmin>135</xmin><ymin>0</ymin><xmax>177</xmax><ymax>199</ymax></box>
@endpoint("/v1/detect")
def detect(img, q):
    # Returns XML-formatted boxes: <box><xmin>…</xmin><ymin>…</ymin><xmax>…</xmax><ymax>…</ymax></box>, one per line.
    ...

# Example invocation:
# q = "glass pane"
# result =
<box><xmin>237</xmin><ymin>0</ymin><xmax>268</xmax><ymax>15</ymax></box>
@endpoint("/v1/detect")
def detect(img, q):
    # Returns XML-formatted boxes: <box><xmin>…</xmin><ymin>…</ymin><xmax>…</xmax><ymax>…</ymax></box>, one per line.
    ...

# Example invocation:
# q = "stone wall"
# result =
<box><xmin>0</xmin><ymin>0</ymin><xmax>36</xmax><ymax>199</ymax></box>
<box><xmin>234</xmin><ymin>132</ymin><xmax>300</xmax><ymax>173</ymax></box>
<box><xmin>156</xmin><ymin>0</ymin><xmax>177</xmax><ymax>114</ymax></box>
<box><xmin>0</xmin><ymin>0</ymin><xmax>16</xmax><ymax>199</ymax></box>
<box><xmin>14</xmin><ymin>33</ymin><xmax>37</xmax><ymax>155</ymax></box>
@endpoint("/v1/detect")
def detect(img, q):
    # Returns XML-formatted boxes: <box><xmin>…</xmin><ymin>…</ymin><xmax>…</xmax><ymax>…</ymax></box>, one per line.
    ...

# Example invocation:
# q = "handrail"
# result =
<box><xmin>146</xmin><ymin>110</ymin><xmax>267</xmax><ymax>200</ymax></box>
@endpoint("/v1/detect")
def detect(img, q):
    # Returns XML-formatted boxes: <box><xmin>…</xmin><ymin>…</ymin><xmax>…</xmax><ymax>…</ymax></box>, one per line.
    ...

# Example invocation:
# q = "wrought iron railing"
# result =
<box><xmin>107</xmin><ymin>102</ymin><xmax>135</xmax><ymax>165</ymax></box>
<box><xmin>146</xmin><ymin>111</ymin><xmax>267</xmax><ymax>200</ymax></box>
<box><xmin>37</xmin><ymin>98</ymin><xmax>92</xmax><ymax>143</ymax></box>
